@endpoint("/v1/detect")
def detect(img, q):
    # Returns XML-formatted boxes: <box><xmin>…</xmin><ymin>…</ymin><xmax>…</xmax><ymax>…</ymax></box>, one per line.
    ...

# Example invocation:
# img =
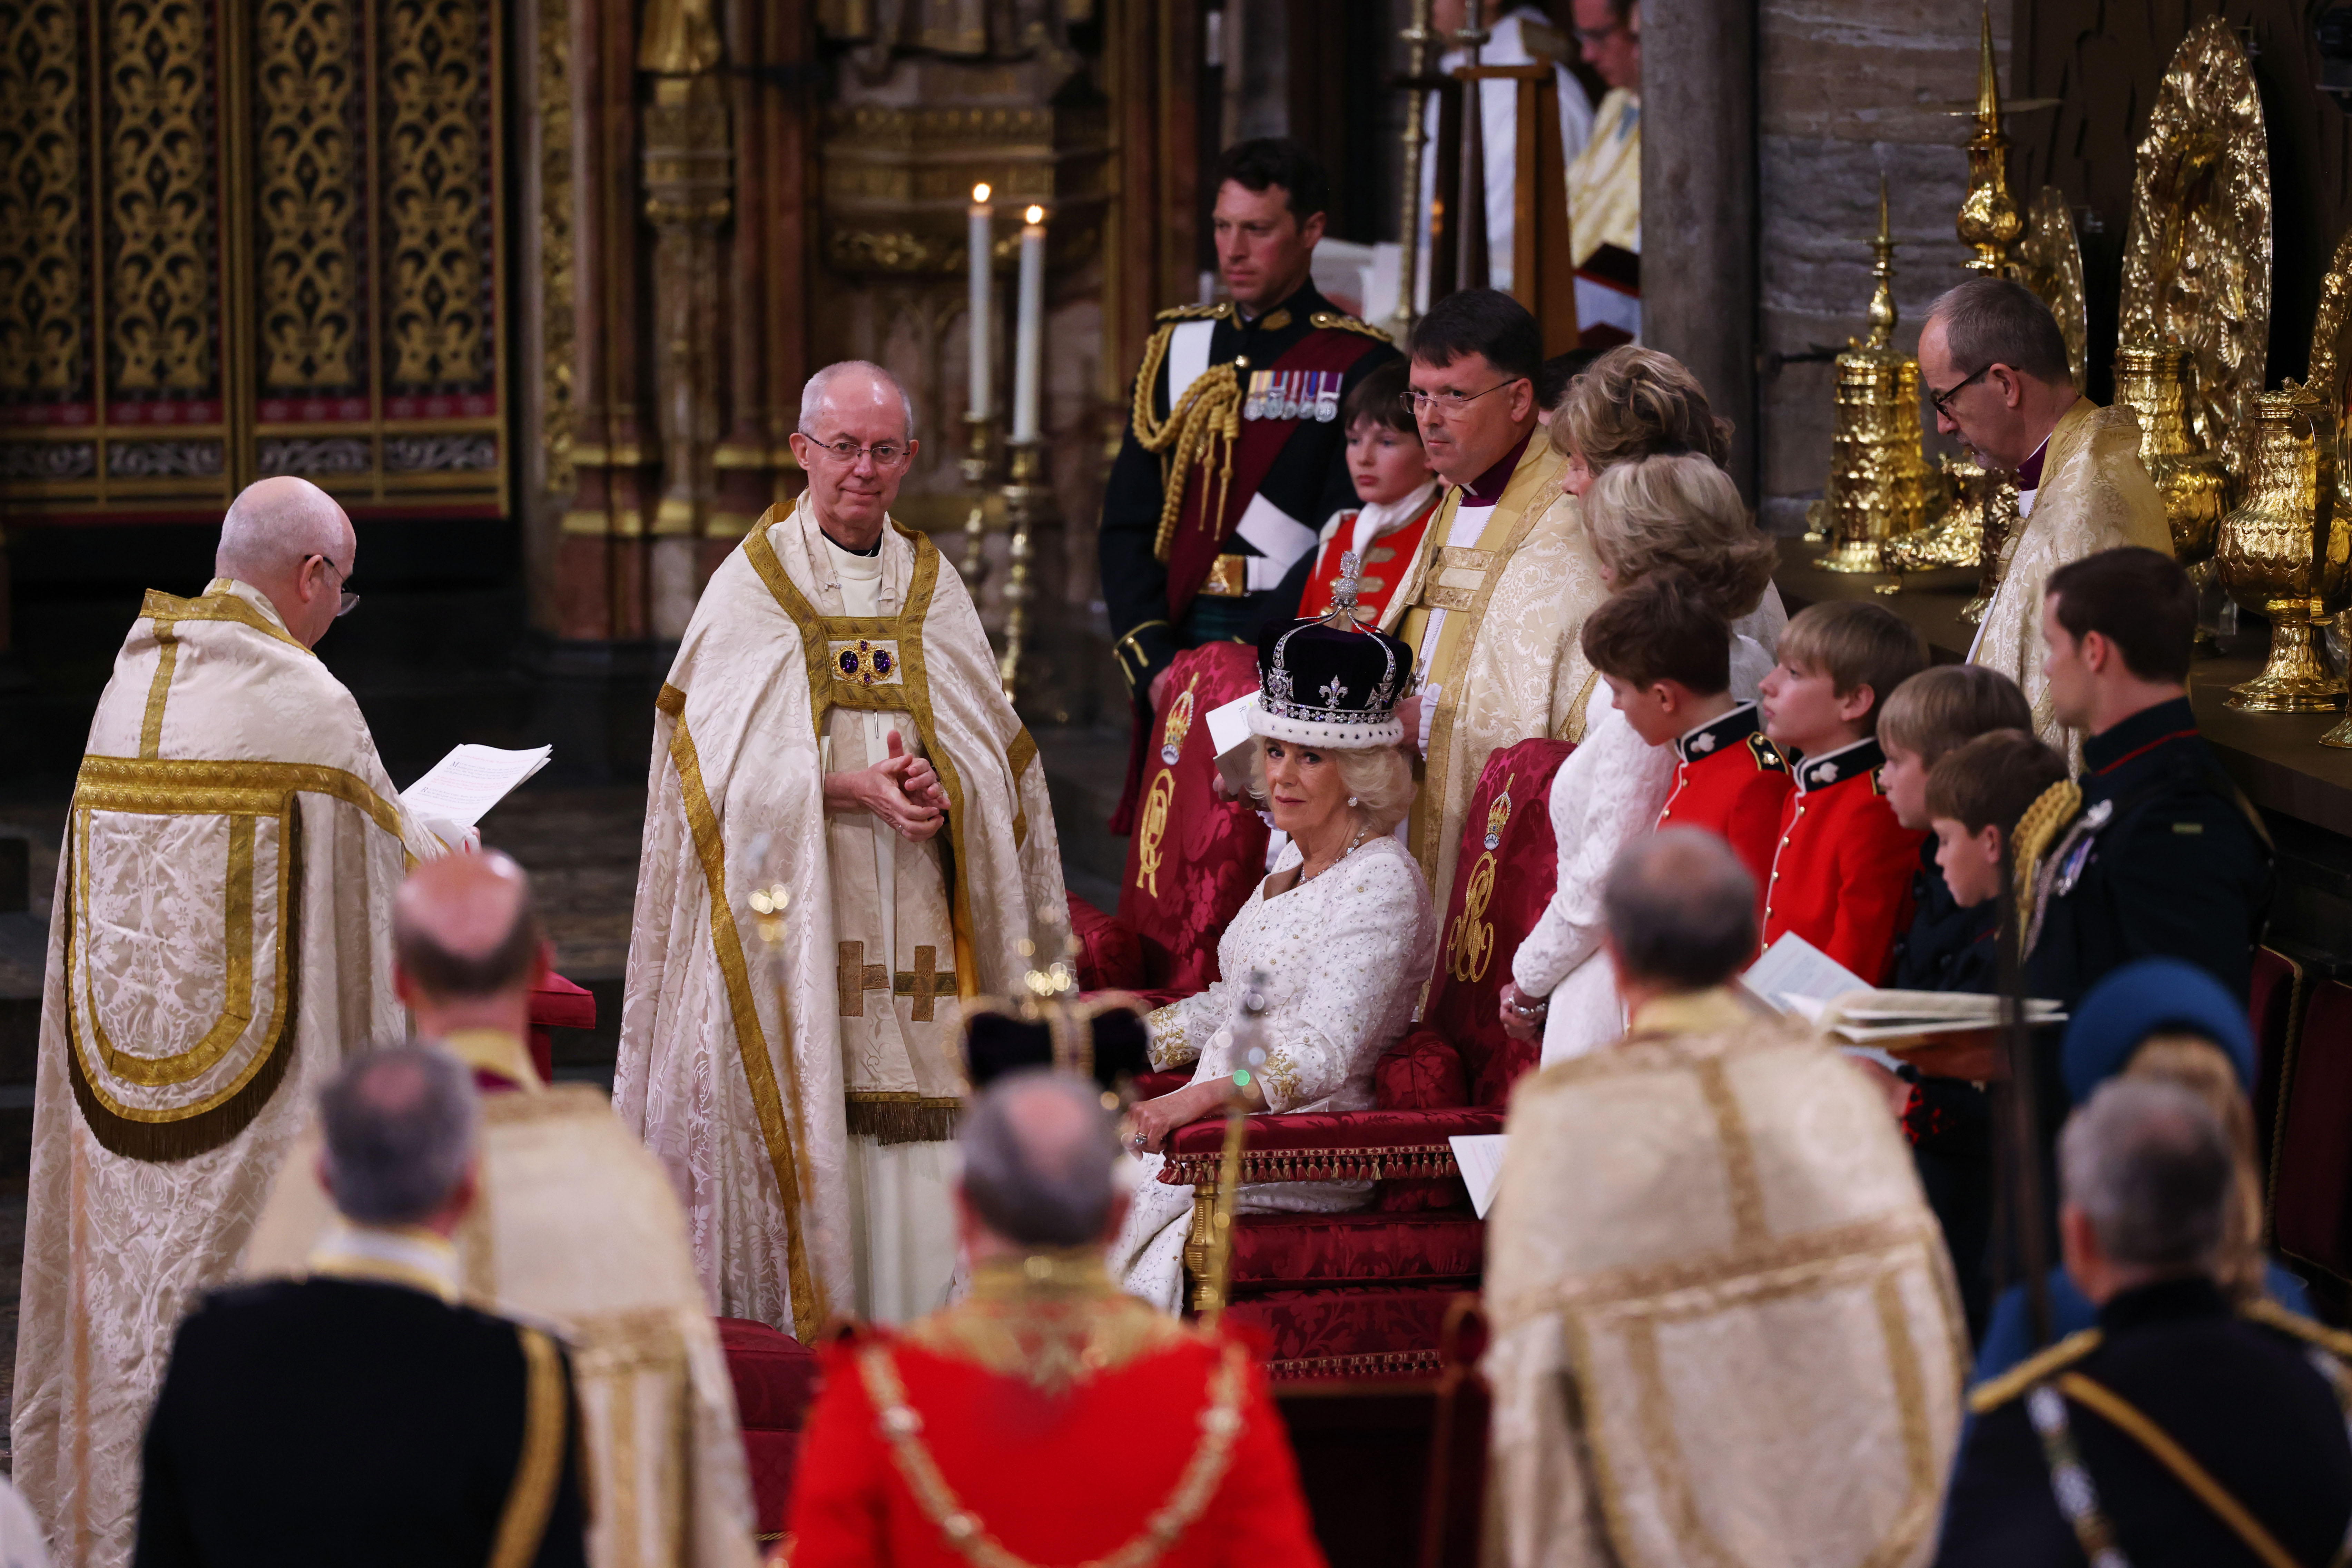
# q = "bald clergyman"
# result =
<box><xmin>14</xmin><ymin>478</ymin><xmax>443</xmax><ymax>1568</ymax></box>
<box><xmin>619</xmin><ymin>362</ymin><xmax>1065</xmax><ymax>1335</ymax></box>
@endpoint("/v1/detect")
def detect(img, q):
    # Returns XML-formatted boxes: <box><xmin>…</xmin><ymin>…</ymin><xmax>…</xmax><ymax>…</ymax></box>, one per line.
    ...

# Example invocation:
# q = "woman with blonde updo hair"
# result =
<box><xmin>1548</xmin><ymin>348</ymin><xmax>1787</xmax><ymax>716</ymax></box>
<box><xmin>1583</xmin><ymin>452</ymin><xmax>1783</xmax><ymax>699</ymax></box>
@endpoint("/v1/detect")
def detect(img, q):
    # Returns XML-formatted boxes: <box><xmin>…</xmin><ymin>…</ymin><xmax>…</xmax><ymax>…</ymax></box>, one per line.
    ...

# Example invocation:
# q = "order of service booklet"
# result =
<box><xmin>401</xmin><ymin>744</ymin><xmax>553</xmax><ymax>852</ymax></box>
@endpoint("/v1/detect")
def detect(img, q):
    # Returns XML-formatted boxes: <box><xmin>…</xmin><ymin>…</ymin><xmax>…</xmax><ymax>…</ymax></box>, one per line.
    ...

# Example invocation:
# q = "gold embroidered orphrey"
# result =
<box><xmin>2119</xmin><ymin>14</ymin><xmax>2271</xmax><ymax>490</ymax></box>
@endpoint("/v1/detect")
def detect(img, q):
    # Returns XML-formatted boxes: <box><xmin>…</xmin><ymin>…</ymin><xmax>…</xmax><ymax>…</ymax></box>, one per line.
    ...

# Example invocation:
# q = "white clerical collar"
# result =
<box><xmin>205</xmin><ymin>577</ymin><xmax>294</xmax><ymax>634</ymax></box>
<box><xmin>306</xmin><ymin>1222</ymin><xmax>462</xmax><ymax>1304</ymax></box>
<box><xmin>821</xmin><ymin>530</ymin><xmax>885</xmax><ymax>580</ymax></box>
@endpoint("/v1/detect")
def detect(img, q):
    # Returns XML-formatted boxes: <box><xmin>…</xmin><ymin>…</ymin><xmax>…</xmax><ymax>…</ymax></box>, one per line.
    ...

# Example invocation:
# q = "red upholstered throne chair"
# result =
<box><xmin>1109</xmin><ymin>641</ymin><xmax>1269</xmax><ymax>993</ymax></box>
<box><xmin>716</xmin><ymin>1318</ymin><xmax>821</xmax><ymax>1544</ymax></box>
<box><xmin>524</xmin><ymin>973</ymin><xmax>597</xmax><ymax>1084</ymax></box>
<box><xmin>1154</xmin><ymin>738</ymin><xmax>1576</xmax><ymax>1378</ymax></box>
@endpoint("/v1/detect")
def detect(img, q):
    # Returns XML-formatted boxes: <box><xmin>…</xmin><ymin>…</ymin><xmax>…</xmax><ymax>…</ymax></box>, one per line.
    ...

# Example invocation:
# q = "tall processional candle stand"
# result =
<box><xmin>960</xmin><ymin>184</ymin><xmax>1000</xmax><ymax>595</ymax></box>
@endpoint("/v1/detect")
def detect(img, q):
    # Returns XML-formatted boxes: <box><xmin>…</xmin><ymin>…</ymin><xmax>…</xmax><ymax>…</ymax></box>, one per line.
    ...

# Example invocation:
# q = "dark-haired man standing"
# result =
<box><xmin>2024</xmin><ymin>547</ymin><xmax>2271</xmax><ymax>1010</ymax></box>
<box><xmin>1921</xmin><ymin>275</ymin><xmax>2168</xmax><ymax>750</ymax></box>
<box><xmin>1101</xmin><ymin>137</ymin><xmax>1399</xmax><ymax>830</ymax></box>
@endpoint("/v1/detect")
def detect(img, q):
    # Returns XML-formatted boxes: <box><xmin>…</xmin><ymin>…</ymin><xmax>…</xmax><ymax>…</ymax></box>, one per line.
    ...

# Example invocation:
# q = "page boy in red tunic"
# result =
<box><xmin>1578</xmin><ymin>567</ymin><xmax>1791</xmax><ymax>887</ymax></box>
<box><xmin>784</xmin><ymin>1072</ymin><xmax>1325</xmax><ymax>1568</ymax></box>
<box><xmin>1287</xmin><ymin>359</ymin><xmax>1440</xmax><ymax>623</ymax></box>
<box><xmin>1757</xmin><ymin>600</ymin><xmax>1929</xmax><ymax>983</ymax></box>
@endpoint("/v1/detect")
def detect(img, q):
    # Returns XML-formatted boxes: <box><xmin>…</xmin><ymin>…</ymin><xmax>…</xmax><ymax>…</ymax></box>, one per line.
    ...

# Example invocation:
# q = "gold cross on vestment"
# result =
<box><xmin>893</xmin><ymin>946</ymin><xmax>955</xmax><ymax>1023</ymax></box>
<box><xmin>837</xmin><ymin>941</ymin><xmax>888</xmax><ymax>1017</ymax></box>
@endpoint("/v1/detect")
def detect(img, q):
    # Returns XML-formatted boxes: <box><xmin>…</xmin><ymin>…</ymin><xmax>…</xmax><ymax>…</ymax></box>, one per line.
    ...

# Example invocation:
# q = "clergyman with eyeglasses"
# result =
<box><xmin>619</xmin><ymin>360</ymin><xmax>1067</xmax><ymax>1333</ymax></box>
<box><xmin>14</xmin><ymin>475</ymin><xmax>450</xmax><ymax>1565</ymax></box>
<box><xmin>1919</xmin><ymin>276</ymin><xmax>2168</xmax><ymax>751</ymax></box>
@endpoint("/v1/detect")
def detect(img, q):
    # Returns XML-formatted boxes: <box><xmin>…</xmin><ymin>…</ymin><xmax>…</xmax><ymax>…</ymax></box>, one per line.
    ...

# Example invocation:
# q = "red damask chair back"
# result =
<box><xmin>1117</xmin><ymin>642</ymin><xmax>1267</xmax><ymax>992</ymax></box>
<box><xmin>2273</xmin><ymin>979</ymin><xmax>2352</xmax><ymax>1284</ymax></box>
<box><xmin>1421</xmin><ymin>737</ymin><xmax>1576</xmax><ymax>1106</ymax></box>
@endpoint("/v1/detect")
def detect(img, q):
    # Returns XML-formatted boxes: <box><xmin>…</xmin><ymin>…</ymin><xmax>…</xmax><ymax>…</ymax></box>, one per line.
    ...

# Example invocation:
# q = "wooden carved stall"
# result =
<box><xmin>0</xmin><ymin>0</ymin><xmax>509</xmax><ymax>522</ymax></box>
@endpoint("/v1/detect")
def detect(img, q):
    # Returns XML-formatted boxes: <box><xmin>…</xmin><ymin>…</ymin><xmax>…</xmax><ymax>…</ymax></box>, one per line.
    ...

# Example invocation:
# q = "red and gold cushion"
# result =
<box><xmin>525</xmin><ymin>972</ymin><xmax>596</xmax><ymax>1086</ymax></box>
<box><xmin>1116</xmin><ymin>642</ymin><xmax>1267</xmax><ymax>994</ymax></box>
<box><xmin>1228</xmin><ymin>1210</ymin><xmax>1483</xmax><ymax>1290</ymax></box>
<box><xmin>1224</xmin><ymin>1285</ymin><xmax>1475</xmax><ymax>1381</ymax></box>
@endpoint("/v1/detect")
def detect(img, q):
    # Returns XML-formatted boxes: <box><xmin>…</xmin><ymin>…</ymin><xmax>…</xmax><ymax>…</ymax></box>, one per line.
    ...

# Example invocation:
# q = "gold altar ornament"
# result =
<box><xmin>2119</xmin><ymin>15</ymin><xmax>2271</xmax><ymax>490</ymax></box>
<box><xmin>2218</xmin><ymin>384</ymin><xmax>2348</xmax><ymax>712</ymax></box>
<box><xmin>2113</xmin><ymin>342</ymin><xmax>2229</xmax><ymax>567</ymax></box>
<box><xmin>1815</xmin><ymin>178</ymin><xmax>1942</xmax><ymax>574</ymax></box>
<box><xmin>2016</xmin><ymin>187</ymin><xmax>2089</xmax><ymax>389</ymax></box>
<box><xmin>1956</xmin><ymin>7</ymin><xmax>2021</xmax><ymax>275</ymax></box>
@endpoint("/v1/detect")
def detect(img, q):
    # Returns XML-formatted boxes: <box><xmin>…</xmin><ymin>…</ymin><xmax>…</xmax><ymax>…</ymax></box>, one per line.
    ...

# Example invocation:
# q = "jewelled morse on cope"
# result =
<box><xmin>1250</xmin><ymin>552</ymin><xmax>1417</xmax><ymax>748</ymax></box>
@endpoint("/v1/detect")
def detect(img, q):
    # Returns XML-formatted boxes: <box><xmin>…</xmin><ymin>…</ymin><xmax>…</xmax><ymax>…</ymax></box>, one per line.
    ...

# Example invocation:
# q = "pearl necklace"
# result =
<box><xmin>1298</xmin><ymin>817</ymin><xmax>1371</xmax><ymax>883</ymax></box>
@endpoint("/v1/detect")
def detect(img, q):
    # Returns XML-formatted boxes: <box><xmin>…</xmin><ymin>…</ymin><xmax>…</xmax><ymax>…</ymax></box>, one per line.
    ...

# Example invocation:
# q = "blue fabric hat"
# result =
<box><xmin>2060</xmin><ymin>958</ymin><xmax>2253</xmax><ymax>1107</ymax></box>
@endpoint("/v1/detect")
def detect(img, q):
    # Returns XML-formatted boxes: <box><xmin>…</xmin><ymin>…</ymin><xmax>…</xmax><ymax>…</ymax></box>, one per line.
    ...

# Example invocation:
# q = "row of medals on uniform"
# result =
<box><xmin>1246</xmin><ymin>370</ymin><xmax>1347</xmax><ymax>424</ymax></box>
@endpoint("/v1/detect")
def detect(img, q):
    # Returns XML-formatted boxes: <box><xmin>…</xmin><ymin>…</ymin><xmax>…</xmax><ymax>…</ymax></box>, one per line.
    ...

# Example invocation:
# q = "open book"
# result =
<box><xmin>401</xmin><ymin>744</ymin><xmax>552</xmax><ymax>852</ymax></box>
<box><xmin>1744</xmin><ymin>933</ymin><xmax>2063</xmax><ymax>1065</ymax></box>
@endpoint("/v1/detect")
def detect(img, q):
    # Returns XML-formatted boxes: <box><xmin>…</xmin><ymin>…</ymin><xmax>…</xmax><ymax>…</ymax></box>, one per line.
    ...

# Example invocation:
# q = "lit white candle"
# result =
<box><xmin>967</xmin><ymin>184</ymin><xmax>992</xmax><ymax>421</ymax></box>
<box><xmin>1011</xmin><ymin>205</ymin><xmax>1046</xmax><ymax>444</ymax></box>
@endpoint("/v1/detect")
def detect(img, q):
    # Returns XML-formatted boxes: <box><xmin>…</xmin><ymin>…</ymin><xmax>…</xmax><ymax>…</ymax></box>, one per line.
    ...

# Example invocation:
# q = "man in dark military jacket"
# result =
<box><xmin>1100</xmin><ymin>136</ymin><xmax>1398</xmax><ymax>828</ymax></box>
<box><xmin>135</xmin><ymin>1045</ymin><xmax>590</xmax><ymax>1568</ymax></box>
<box><xmin>2023</xmin><ymin>547</ymin><xmax>2271</xmax><ymax>1012</ymax></box>
<box><xmin>1937</xmin><ymin>1078</ymin><xmax>2352</xmax><ymax>1568</ymax></box>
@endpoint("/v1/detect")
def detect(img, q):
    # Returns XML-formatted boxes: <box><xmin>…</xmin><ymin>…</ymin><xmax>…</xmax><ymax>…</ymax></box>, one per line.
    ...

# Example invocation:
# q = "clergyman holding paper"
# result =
<box><xmin>13</xmin><ymin>477</ymin><xmax>443</xmax><ymax>1568</ymax></box>
<box><xmin>618</xmin><ymin>362</ymin><xmax>1064</xmax><ymax>1335</ymax></box>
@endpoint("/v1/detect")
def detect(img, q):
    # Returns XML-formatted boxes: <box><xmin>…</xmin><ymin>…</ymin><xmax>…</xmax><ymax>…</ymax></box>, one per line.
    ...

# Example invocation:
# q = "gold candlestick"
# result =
<box><xmin>998</xmin><ymin>440</ymin><xmax>1050</xmax><ymax>702</ymax></box>
<box><xmin>957</xmin><ymin>412</ymin><xmax>997</xmax><ymax>595</ymax></box>
<box><xmin>1393</xmin><ymin>0</ymin><xmax>1437</xmax><ymax>338</ymax></box>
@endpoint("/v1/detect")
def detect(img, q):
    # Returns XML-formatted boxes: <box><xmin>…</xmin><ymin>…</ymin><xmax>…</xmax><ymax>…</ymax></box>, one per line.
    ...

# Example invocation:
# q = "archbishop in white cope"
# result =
<box><xmin>13</xmin><ymin>478</ymin><xmax>441</xmax><ymax>1568</ymax></box>
<box><xmin>619</xmin><ymin>362</ymin><xmax>1064</xmax><ymax>1337</ymax></box>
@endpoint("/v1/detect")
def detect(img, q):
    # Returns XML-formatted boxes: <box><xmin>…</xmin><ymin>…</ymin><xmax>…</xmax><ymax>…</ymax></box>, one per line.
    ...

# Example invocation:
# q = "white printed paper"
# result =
<box><xmin>1742</xmin><ymin>932</ymin><xmax>1870</xmax><ymax>1016</ymax></box>
<box><xmin>1451</xmin><ymin>1133</ymin><xmax>1508</xmax><ymax>1220</ymax></box>
<box><xmin>402</xmin><ymin>744</ymin><xmax>552</xmax><ymax>850</ymax></box>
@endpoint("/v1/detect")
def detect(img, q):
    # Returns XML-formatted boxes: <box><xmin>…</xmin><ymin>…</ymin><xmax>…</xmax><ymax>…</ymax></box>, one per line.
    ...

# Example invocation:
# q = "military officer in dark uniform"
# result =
<box><xmin>1936</xmin><ymin>1077</ymin><xmax>2352</xmax><ymax>1567</ymax></box>
<box><xmin>135</xmin><ymin>1045</ymin><xmax>590</xmax><ymax>1568</ymax></box>
<box><xmin>2023</xmin><ymin>548</ymin><xmax>2272</xmax><ymax>1012</ymax></box>
<box><xmin>1100</xmin><ymin>136</ymin><xmax>1399</xmax><ymax>828</ymax></box>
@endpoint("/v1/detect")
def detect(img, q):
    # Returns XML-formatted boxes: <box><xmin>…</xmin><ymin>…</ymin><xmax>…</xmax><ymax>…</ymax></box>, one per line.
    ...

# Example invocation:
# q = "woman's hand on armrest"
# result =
<box><xmin>1122</xmin><ymin>1074</ymin><xmax>1262</xmax><ymax>1155</ymax></box>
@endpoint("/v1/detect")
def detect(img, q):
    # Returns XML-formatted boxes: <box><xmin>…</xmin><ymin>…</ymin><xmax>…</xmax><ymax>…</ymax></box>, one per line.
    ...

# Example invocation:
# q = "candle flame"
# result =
<box><xmin>972</xmin><ymin>182</ymin><xmax>990</xmax><ymax>203</ymax></box>
<box><xmin>1025</xmin><ymin>205</ymin><xmax>1045</xmax><ymax>225</ymax></box>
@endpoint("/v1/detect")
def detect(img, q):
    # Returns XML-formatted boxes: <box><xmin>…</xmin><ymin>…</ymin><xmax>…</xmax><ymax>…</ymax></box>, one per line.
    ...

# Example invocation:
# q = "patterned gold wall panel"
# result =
<box><xmin>254</xmin><ymin>0</ymin><xmax>364</xmax><ymax>392</ymax></box>
<box><xmin>382</xmin><ymin>0</ymin><xmax>489</xmax><ymax>392</ymax></box>
<box><xmin>104</xmin><ymin>0</ymin><xmax>219</xmax><ymax>397</ymax></box>
<box><xmin>0</xmin><ymin>0</ymin><xmax>89</xmax><ymax>400</ymax></box>
<box><xmin>0</xmin><ymin>0</ymin><xmax>508</xmax><ymax>519</ymax></box>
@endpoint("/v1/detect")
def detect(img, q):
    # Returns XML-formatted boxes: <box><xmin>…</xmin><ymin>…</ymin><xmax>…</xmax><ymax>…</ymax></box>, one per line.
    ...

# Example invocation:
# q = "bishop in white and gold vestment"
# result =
<box><xmin>1970</xmin><ymin>398</ymin><xmax>2170</xmax><ymax>749</ymax></box>
<box><xmin>1387</xmin><ymin>433</ymin><xmax>1607</xmax><ymax>918</ymax></box>
<box><xmin>1482</xmin><ymin>985</ymin><xmax>1967</xmax><ymax>1568</ymax></box>
<box><xmin>243</xmin><ymin>1046</ymin><xmax>761</xmax><ymax>1568</ymax></box>
<box><xmin>13</xmin><ymin>576</ymin><xmax>439</xmax><ymax>1567</ymax></box>
<box><xmin>618</xmin><ymin>495</ymin><xmax>1062</xmax><ymax>1337</ymax></box>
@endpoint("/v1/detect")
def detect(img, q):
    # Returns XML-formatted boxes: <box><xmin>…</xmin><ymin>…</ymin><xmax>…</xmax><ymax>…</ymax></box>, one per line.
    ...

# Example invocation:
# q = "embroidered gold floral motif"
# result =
<box><xmin>1145</xmin><ymin>1004</ymin><xmax>1195</xmax><ymax>1070</ymax></box>
<box><xmin>1259</xmin><ymin>1049</ymin><xmax>1303</xmax><ymax>1107</ymax></box>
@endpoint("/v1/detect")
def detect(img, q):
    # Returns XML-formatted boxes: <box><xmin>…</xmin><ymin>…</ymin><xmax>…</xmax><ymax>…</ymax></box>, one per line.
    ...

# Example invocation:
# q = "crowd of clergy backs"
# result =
<box><xmin>10</xmin><ymin>115</ymin><xmax>2345</xmax><ymax>1568</ymax></box>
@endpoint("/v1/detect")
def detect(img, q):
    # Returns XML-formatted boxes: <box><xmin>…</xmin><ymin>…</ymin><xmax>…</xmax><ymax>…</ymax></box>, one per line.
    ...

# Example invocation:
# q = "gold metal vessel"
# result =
<box><xmin>2113</xmin><ymin>341</ymin><xmax>2230</xmax><ymax>565</ymax></box>
<box><xmin>2016</xmin><ymin>186</ymin><xmax>2088</xmax><ymax>388</ymax></box>
<box><xmin>1817</xmin><ymin>179</ymin><xmax>1942</xmax><ymax>574</ymax></box>
<box><xmin>1955</xmin><ymin>7</ymin><xmax>2020</xmax><ymax>274</ymax></box>
<box><xmin>2218</xmin><ymin>384</ymin><xmax>2347</xmax><ymax>711</ymax></box>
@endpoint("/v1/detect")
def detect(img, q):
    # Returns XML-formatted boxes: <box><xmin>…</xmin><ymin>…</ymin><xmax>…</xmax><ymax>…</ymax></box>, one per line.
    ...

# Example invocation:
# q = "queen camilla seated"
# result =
<box><xmin>1110</xmin><ymin>570</ymin><xmax>1437</xmax><ymax>1310</ymax></box>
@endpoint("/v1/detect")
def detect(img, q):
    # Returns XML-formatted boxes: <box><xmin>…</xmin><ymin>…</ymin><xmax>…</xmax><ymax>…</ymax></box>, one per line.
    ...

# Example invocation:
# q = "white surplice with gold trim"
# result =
<box><xmin>1969</xmin><ymin>399</ymin><xmax>2171</xmax><ymax>751</ymax></box>
<box><xmin>241</xmin><ymin>1050</ymin><xmax>762</xmax><ymax>1568</ymax></box>
<box><xmin>617</xmin><ymin>499</ymin><xmax>1063</xmax><ymax>1337</ymax></box>
<box><xmin>12</xmin><ymin>579</ymin><xmax>440</xmax><ymax>1568</ymax></box>
<box><xmin>1480</xmin><ymin>988</ymin><xmax>1967</xmax><ymax>1568</ymax></box>
<box><xmin>1387</xmin><ymin>438</ymin><xmax>1610</xmax><ymax>922</ymax></box>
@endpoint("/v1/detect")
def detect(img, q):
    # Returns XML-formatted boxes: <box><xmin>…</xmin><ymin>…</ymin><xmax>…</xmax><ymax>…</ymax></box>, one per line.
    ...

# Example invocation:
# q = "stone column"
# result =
<box><xmin>1641</xmin><ymin>0</ymin><xmax>1758</xmax><ymax>500</ymax></box>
